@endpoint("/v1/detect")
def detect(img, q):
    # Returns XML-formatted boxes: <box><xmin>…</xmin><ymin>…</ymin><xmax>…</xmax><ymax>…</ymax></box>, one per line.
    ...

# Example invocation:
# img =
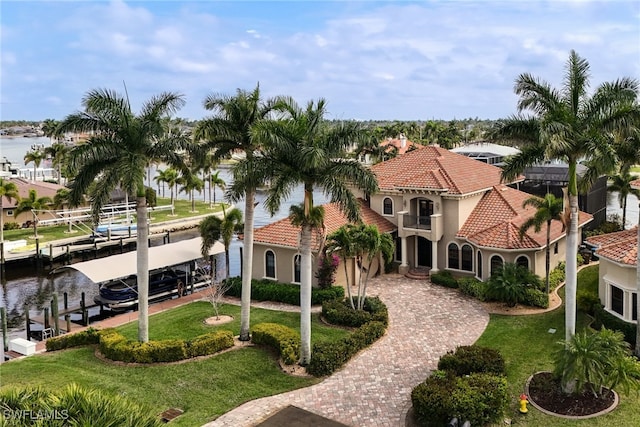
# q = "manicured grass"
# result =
<box><xmin>116</xmin><ymin>301</ymin><xmax>351</xmax><ymax>344</ymax></box>
<box><xmin>3</xmin><ymin>197</ymin><xmax>227</xmax><ymax>246</ymax></box>
<box><xmin>0</xmin><ymin>302</ymin><xmax>351</xmax><ymax>426</ymax></box>
<box><xmin>475</xmin><ymin>264</ymin><xmax>640</xmax><ymax>425</ymax></box>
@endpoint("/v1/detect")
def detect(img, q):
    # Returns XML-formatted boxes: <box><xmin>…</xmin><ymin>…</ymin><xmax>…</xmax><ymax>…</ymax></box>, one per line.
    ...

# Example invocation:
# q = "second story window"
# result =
<box><xmin>383</xmin><ymin>197</ymin><xmax>393</xmax><ymax>215</ymax></box>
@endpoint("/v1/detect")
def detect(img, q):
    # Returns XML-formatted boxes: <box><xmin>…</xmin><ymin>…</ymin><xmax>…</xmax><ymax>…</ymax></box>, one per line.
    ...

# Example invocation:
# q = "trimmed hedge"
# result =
<box><xmin>251</xmin><ymin>323</ymin><xmax>300</xmax><ymax>365</ymax></box>
<box><xmin>224</xmin><ymin>277</ymin><xmax>344</xmax><ymax>305</ymax></box>
<box><xmin>430</xmin><ymin>270</ymin><xmax>458</xmax><ymax>288</ymax></box>
<box><xmin>322</xmin><ymin>296</ymin><xmax>388</xmax><ymax>327</ymax></box>
<box><xmin>97</xmin><ymin>328</ymin><xmax>234</xmax><ymax>363</ymax></box>
<box><xmin>437</xmin><ymin>345</ymin><xmax>506</xmax><ymax>376</ymax></box>
<box><xmin>458</xmin><ymin>277</ymin><xmax>487</xmax><ymax>301</ymax></box>
<box><xmin>307</xmin><ymin>321</ymin><xmax>386</xmax><ymax>376</ymax></box>
<box><xmin>522</xmin><ymin>287</ymin><xmax>549</xmax><ymax>308</ymax></box>
<box><xmin>45</xmin><ymin>327</ymin><xmax>101</xmax><ymax>351</ymax></box>
<box><xmin>413</xmin><ymin>346</ymin><xmax>509</xmax><ymax>427</ymax></box>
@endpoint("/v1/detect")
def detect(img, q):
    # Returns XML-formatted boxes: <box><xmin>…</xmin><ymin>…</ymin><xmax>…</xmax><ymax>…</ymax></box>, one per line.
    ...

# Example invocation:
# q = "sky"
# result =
<box><xmin>1</xmin><ymin>0</ymin><xmax>638</xmax><ymax>122</ymax></box>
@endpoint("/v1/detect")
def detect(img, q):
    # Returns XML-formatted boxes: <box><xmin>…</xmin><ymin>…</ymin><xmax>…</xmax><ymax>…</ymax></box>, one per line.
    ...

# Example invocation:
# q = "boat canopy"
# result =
<box><xmin>56</xmin><ymin>237</ymin><xmax>224</xmax><ymax>283</ymax></box>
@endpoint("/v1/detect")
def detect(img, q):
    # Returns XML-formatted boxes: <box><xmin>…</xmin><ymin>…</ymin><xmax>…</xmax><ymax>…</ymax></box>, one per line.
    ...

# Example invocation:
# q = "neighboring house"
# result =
<box><xmin>1</xmin><ymin>178</ymin><xmax>64</xmax><ymax>228</ymax></box>
<box><xmin>585</xmin><ymin>227</ymin><xmax>638</xmax><ymax>324</ymax></box>
<box><xmin>352</xmin><ymin>145</ymin><xmax>592</xmax><ymax>280</ymax></box>
<box><xmin>453</xmin><ymin>142</ymin><xmax>607</xmax><ymax>229</ymax></box>
<box><xmin>358</xmin><ymin>134</ymin><xmax>421</xmax><ymax>165</ymax></box>
<box><xmin>252</xmin><ymin>201</ymin><xmax>396</xmax><ymax>286</ymax></box>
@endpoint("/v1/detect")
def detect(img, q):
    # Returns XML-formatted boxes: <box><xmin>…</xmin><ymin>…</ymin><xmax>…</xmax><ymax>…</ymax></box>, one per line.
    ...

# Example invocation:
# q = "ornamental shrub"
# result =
<box><xmin>522</xmin><ymin>287</ymin><xmax>549</xmax><ymax>308</ymax></box>
<box><xmin>187</xmin><ymin>330</ymin><xmax>234</xmax><ymax>358</ymax></box>
<box><xmin>223</xmin><ymin>277</ymin><xmax>343</xmax><ymax>305</ymax></box>
<box><xmin>485</xmin><ymin>262</ymin><xmax>542</xmax><ymax>306</ymax></box>
<box><xmin>458</xmin><ymin>277</ymin><xmax>487</xmax><ymax>301</ymax></box>
<box><xmin>411</xmin><ymin>373</ymin><xmax>456</xmax><ymax>426</ymax></box>
<box><xmin>315</xmin><ymin>253</ymin><xmax>340</xmax><ymax>289</ymax></box>
<box><xmin>437</xmin><ymin>345</ymin><xmax>506</xmax><ymax>376</ymax></box>
<box><xmin>322</xmin><ymin>296</ymin><xmax>388</xmax><ymax>327</ymax></box>
<box><xmin>593</xmin><ymin>304</ymin><xmax>637</xmax><ymax>347</ymax></box>
<box><xmin>46</xmin><ymin>327</ymin><xmax>101</xmax><ymax>351</ymax></box>
<box><xmin>577</xmin><ymin>290</ymin><xmax>601</xmax><ymax>315</ymax></box>
<box><xmin>450</xmin><ymin>373</ymin><xmax>508</xmax><ymax>426</ymax></box>
<box><xmin>430</xmin><ymin>270</ymin><xmax>458</xmax><ymax>288</ymax></box>
<box><xmin>251</xmin><ymin>323</ymin><xmax>300</xmax><ymax>365</ymax></box>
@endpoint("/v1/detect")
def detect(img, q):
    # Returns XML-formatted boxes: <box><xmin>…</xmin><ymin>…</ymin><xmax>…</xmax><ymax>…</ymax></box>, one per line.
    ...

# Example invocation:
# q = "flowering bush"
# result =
<box><xmin>315</xmin><ymin>252</ymin><xmax>340</xmax><ymax>289</ymax></box>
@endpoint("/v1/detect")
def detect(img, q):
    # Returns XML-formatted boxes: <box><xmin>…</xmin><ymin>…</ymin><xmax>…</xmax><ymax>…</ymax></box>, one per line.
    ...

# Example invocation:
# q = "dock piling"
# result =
<box><xmin>1</xmin><ymin>307</ymin><xmax>8</xmax><ymax>352</ymax></box>
<box><xmin>24</xmin><ymin>305</ymin><xmax>31</xmax><ymax>340</ymax></box>
<box><xmin>43</xmin><ymin>307</ymin><xmax>50</xmax><ymax>330</ymax></box>
<box><xmin>52</xmin><ymin>294</ymin><xmax>60</xmax><ymax>336</ymax></box>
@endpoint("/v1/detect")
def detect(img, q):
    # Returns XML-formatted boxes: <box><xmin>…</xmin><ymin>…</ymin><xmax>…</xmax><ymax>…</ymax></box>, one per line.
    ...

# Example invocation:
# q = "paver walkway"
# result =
<box><xmin>203</xmin><ymin>274</ymin><xmax>489</xmax><ymax>427</ymax></box>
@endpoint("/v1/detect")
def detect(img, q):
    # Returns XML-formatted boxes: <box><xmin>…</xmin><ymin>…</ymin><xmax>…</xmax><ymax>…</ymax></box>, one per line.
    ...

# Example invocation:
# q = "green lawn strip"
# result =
<box><xmin>475</xmin><ymin>264</ymin><xmax>640</xmax><ymax>426</ymax></box>
<box><xmin>116</xmin><ymin>301</ymin><xmax>351</xmax><ymax>344</ymax></box>
<box><xmin>0</xmin><ymin>346</ymin><xmax>316</xmax><ymax>427</ymax></box>
<box><xmin>4</xmin><ymin>198</ymin><xmax>228</xmax><ymax>246</ymax></box>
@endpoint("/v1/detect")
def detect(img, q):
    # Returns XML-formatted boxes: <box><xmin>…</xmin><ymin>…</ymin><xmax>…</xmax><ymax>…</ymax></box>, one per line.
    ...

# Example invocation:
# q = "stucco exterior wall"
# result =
<box><xmin>598</xmin><ymin>258</ymin><xmax>637</xmax><ymax>323</ymax></box>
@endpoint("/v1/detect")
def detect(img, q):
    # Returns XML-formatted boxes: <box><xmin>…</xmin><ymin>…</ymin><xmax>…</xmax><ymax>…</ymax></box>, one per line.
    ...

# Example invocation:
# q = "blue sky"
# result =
<box><xmin>1</xmin><ymin>0</ymin><xmax>638</xmax><ymax>121</ymax></box>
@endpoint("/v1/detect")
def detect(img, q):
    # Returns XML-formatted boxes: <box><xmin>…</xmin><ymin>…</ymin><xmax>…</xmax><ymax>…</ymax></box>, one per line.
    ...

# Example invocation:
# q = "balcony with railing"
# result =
<box><xmin>402</xmin><ymin>214</ymin><xmax>431</xmax><ymax>230</ymax></box>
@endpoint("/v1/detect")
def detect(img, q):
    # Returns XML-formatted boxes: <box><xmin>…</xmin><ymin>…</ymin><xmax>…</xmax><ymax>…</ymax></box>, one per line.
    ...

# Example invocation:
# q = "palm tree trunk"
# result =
<box><xmin>0</xmin><ymin>198</ymin><xmax>4</xmax><ymax>244</ymax></box>
<box><xmin>209</xmin><ymin>176</ymin><xmax>213</xmax><ymax>208</ymax></box>
<box><xmin>136</xmin><ymin>196</ymin><xmax>150</xmax><ymax>343</ymax></box>
<box><xmin>622</xmin><ymin>197</ymin><xmax>627</xmax><ymax>230</ymax></box>
<box><xmin>225</xmin><ymin>249</ymin><xmax>231</xmax><ymax>279</ymax></box>
<box><xmin>299</xmin><ymin>223</ymin><xmax>313</xmax><ymax>365</ymax></box>
<box><xmin>545</xmin><ymin>220</ymin><xmax>551</xmax><ymax>295</ymax></box>
<box><xmin>239</xmin><ymin>189</ymin><xmax>255</xmax><ymax>341</ymax></box>
<box><xmin>565</xmin><ymin>187</ymin><xmax>579</xmax><ymax>342</ymax></box>
<box><xmin>343</xmin><ymin>258</ymin><xmax>355</xmax><ymax>309</ymax></box>
<box><xmin>635</xmin><ymin>208</ymin><xmax>640</xmax><ymax>357</ymax></box>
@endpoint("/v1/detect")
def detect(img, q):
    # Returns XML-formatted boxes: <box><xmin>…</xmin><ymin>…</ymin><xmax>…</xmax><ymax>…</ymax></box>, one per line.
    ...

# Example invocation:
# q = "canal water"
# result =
<box><xmin>1</xmin><ymin>137</ymin><xmax>330</xmax><ymax>339</ymax></box>
<box><xmin>1</xmin><ymin>137</ymin><xmax>638</xmax><ymax>340</ymax></box>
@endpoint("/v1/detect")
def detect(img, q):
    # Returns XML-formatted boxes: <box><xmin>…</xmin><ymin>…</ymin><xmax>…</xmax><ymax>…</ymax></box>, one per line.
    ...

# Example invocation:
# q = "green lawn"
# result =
<box><xmin>0</xmin><ymin>302</ymin><xmax>349</xmax><ymax>426</ymax></box>
<box><xmin>475</xmin><ymin>264</ymin><xmax>640</xmax><ymax>426</ymax></box>
<box><xmin>4</xmin><ymin>198</ymin><xmax>227</xmax><ymax>246</ymax></box>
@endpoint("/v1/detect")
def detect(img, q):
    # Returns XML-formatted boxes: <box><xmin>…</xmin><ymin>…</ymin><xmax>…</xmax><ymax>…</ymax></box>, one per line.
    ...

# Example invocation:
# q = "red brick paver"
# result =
<box><xmin>203</xmin><ymin>274</ymin><xmax>489</xmax><ymax>427</ymax></box>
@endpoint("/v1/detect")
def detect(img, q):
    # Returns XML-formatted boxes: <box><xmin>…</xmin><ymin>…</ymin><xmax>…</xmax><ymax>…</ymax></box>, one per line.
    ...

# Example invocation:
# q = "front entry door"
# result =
<box><xmin>417</xmin><ymin>236</ymin><xmax>432</xmax><ymax>267</ymax></box>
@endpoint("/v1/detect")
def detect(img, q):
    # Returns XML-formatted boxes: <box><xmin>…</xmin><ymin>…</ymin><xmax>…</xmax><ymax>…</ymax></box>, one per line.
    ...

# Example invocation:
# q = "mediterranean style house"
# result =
<box><xmin>585</xmin><ymin>178</ymin><xmax>640</xmax><ymax>324</ymax></box>
<box><xmin>252</xmin><ymin>145</ymin><xmax>592</xmax><ymax>285</ymax></box>
<box><xmin>354</xmin><ymin>145</ymin><xmax>592</xmax><ymax>280</ymax></box>
<box><xmin>1</xmin><ymin>178</ymin><xmax>64</xmax><ymax>229</ymax></box>
<box><xmin>252</xmin><ymin>201</ymin><xmax>395</xmax><ymax>285</ymax></box>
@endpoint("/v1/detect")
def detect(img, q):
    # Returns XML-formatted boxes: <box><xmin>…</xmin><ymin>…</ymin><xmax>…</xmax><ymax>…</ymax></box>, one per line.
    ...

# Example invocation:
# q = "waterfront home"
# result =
<box><xmin>352</xmin><ymin>145</ymin><xmax>592</xmax><ymax>280</ymax></box>
<box><xmin>252</xmin><ymin>200</ymin><xmax>395</xmax><ymax>285</ymax></box>
<box><xmin>1</xmin><ymin>178</ymin><xmax>65</xmax><ymax>229</ymax></box>
<box><xmin>585</xmin><ymin>227</ymin><xmax>638</xmax><ymax>323</ymax></box>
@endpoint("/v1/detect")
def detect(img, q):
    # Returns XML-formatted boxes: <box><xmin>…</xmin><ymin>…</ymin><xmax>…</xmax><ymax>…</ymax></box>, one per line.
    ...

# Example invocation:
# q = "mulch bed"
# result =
<box><xmin>528</xmin><ymin>372</ymin><xmax>615</xmax><ymax>417</ymax></box>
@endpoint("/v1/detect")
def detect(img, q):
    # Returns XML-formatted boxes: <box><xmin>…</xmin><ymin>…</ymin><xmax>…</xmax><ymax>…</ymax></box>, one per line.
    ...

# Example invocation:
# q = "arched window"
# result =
<box><xmin>448</xmin><ymin>243</ymin><xmax>459</xmax><ymax>270</ymax></box>
<box><xmin>516</xmin><ymin>255</ymin><xmax>529</xmax><ymax>270</ymax></box>
<box><xmin>461</xmin><ymin>245</ymin><xmax>473</xmax><ymax>271</ymax></box>
<box><xmin>265</xmin><ymin>250</ymin><xmax>276</xmax><ymax>279</ymax></box>
<box><xmin>490</xmin><ymin>255</ymin><xmax>503</xmax><ymax>276</ymax></box>
<box><xmin>383</xmin><ymin>197</ymin><xmax>393</xmax><ymax>215</ymax></box>
<box><xmin>293</xmin><ymin>254</ymin><xmax>301</xmax><ymax>283</ymax></box>
<box><xmin>477</xmin><ymin>251</ymin><xmax>483</xmax><ymax>278</ymax></box>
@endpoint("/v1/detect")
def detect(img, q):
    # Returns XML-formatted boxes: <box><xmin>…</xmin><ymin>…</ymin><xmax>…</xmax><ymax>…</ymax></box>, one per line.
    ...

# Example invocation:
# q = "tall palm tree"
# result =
<box><xmin>41</xmin><ymin>119</ymin><xmax>60</xmax><ymax>143</ymax></box>
<box><xmin>23</xmin><ymin>150</ymin><xmax>45</xmax><ymax>182</ymax></box>
<box><xmin>15</xmin><ymin>189</ymin><xmax>52</xmax><ymax>238</ymax></box>
<box><xmin>0</xmin><ymin>178</ymin><xmax>19</xmax><ymax>246</ymax></box>
<box><xmin>178</xmin><ymin>172</ymin><xmax>203</xmax><ymax>213</ymax></box>
<box><xmin>209</xmin><ymin>171</ymin><xmax>226</xmax><ymax>207</ymax></box>
<box><xmin>193</xmin><ymin>84</ymin><xmax>277</xmax><ymax>342</ymax></box>
<box><xmin>44</xmin><ymin>142</ymin><xmax>69</xmax><ymax>185</ymax></box>
<box><xmin>57</xmin><ymin>88</ymin><xmax>187</xmax><ymax>343</ymax></box>
<box><xmin>258</xmin><ymin>97</ymin><xmax>379</xmax><ymax>364</ymax></box>
<box><xmin>519</xmin><ymin>193</ymin><xmax>565</xmax><ymax>295</ymax></box>
<box><xmin>199</xmin><ymin>208</ymin><xmax>243</xmax><ymax>281</ymax></box>
<box><xmin>494</xmin><ymin>50</ymin><xmax>638</xmax><ymax>341</ymax></box>
<box><xmin>608</xmin><ymin>169</ymin><xmax>640</xmax><ymax>229</ymax></box>
<box><xmin>324</xmin><ymin>225</ymin><xmax>357</xmax><ymax>308</ymax></box>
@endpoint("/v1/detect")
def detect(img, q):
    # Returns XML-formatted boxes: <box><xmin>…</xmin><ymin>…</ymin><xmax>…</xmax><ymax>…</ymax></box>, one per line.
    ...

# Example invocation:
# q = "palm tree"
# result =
<box><xmin>15</xmin><ymin>189</ymin><xmax>52</xmax><ymax>238</ymax></box>
<box><xmin>494</xmin><ymin>50</ymin><xmax>638</xmax><ymax>341</ymax></box>
<box><xmin>325</xmin><ymin>225</ymin><xmax>357</xmax><ymax>308</ymax></box>
<box><xmin>258</xmin><ymin>97</ymin><xmax>379</xmax><ymax>364</ymax></box>
<box><xmin>519</xmin><ymin>193</ymin><xmax>565</xmax><ymax>295</ymax></box>
<box><xmin>23</xmin><ymin>150</ymin><xmax>45</xmax><ymax>181</ymax></box>
<box><xmin>178</xmin><ymin>172</ymin><xmax>203</xmax><ymax>213</ymax></box>
<box><xmin>44</xmin><ymin>142</ymin><xmax>69</xmax><ymax>185</ymax></box>
<box><xmin>155</xmin><ymin>167</ymin><xmax>179</xmax><ymax>209</ymax></box>
<box><xmin>57</xmin><ymin>88</ymin><xmax>187</xmax><ymax>343</ymax></box>
<box><xmin>193</xmin><ymin>84</ymin><xmax>277</xmax><ymax>342</ymax></box>
<box><xmin>209</xmin><ymin>171</ymin><xmax>226</xmax><ymax>207</ymax></box>
<box><xmin>608</xmin><ymin>169</ymin><xmax>640</xmax><ymax>229</ymax></box>
<box><xmin>0</xmin><ymin>178</ymin><xmax>19</xmax><ymax>247</ymax></box>
<box><xmin>199</xmin><ymin>208</ymin><xmax>243</xmax><ymax>281</ymax></box>
<box><xmin>41</xmin><ymin>119</ymin><xmax>60</xmax><ymax>143</ymax></box>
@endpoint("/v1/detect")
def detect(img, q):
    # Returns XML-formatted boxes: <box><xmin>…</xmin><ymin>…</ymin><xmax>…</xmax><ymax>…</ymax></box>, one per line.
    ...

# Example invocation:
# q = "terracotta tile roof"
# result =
<box><xmin>586</xmin><ymin>227</ymin><xmax>638</xmax><ymax>266</ymax></box>
<box><xmin>379</xmin><ymin>136</ymin><xmax>422</xmax><ymax>156</ymax></box>
<box><xmin>457</xmin><ymin>185</ymin><xmax>592</xmax><ymax>249</ymax></box>
<box><xmin>371</xmin><ymin>145</ymin><xmax>519</xmax><ymax>194</ymax></box>
<box><xmin>253</xmin><ymin>200</ymin><xmax>396</xmax><ymax>250</ymax></box>
<box><xmin>631</xmin><ymin>179</ymin><xmax>640</xmax><ymax>190</ymax></box>
<box><xmin>1</xmin><ymin>178</ymin><xmax>64</xmax><ymax>208</ymax></box>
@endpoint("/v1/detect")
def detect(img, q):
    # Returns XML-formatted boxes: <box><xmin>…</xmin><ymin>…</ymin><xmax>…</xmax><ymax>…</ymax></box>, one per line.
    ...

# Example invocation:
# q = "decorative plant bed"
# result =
<box><xmin>526</xmin><ymin>372</ymin><xmax>618</xmax><ymax>419</ymax></box>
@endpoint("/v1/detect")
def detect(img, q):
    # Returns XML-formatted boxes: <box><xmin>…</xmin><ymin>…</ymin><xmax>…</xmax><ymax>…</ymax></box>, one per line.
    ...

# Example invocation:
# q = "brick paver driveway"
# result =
<box><xmin>203</xmin><ymin>274</ymin><xmax>489</xmax><ymax>427</ymax></box>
